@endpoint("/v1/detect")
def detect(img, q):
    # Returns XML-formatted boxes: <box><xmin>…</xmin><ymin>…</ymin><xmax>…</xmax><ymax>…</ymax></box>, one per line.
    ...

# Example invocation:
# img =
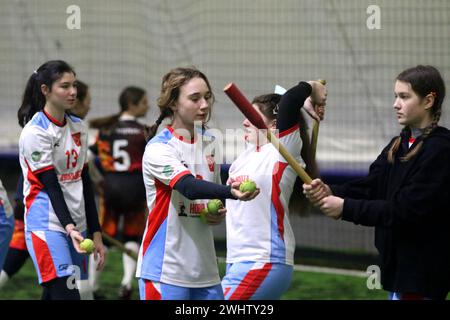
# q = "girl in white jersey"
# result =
<box><xmin>137</xmin><ymin>67</ymin><xmax>259</xmax><ymax>300</ymax></box>
<box><xmin>222</xmin><ymin>80</ymin><xmax>327</xmax><ymax>300</ymax></box>
<box><xmin>17</xmin><ymin>60</ymin><xmax>105</xmax><ymax>299</ymax></box>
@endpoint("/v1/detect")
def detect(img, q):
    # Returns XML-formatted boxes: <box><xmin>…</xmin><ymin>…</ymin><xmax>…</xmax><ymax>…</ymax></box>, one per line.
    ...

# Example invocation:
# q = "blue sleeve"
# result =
<box><xmin>173</xmin><ymin>174</ymin><xmax>237</xmax><ymax>200</ymax></box>
<box><xmin>81</xmin><ymin>167</ymin><xmax>101</xmax><ymax>234</ymax></box>
<box><xmin>277</xmin><ymin>81</ymin><xmax>312</xmax><ymax>133</ymax></box>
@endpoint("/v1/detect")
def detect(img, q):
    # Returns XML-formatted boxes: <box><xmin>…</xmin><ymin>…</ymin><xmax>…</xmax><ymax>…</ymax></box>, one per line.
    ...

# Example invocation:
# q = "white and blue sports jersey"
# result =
<box><xmin>19</xmin><ymin>111</ymin><xmax>89</xmax><ymax>233</ymax></box>
<box><xmin>225</xmin><ymin>126</ymin><xmax>303</xmax><ymax>266</ymax></box>
<box><xmin>136</xmin><ymin>126</ymin><xmax>222</xmax><ymax>288</ymax></box>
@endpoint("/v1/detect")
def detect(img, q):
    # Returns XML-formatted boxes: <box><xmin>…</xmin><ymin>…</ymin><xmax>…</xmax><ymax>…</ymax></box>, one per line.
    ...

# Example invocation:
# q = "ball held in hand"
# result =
<box><xmin>80</xmin><ymin>238</ymin><xmax>95</xmax><ymax>254</ymax></box>
<box><xmin>239</xmin><ymin>179</ymin><xmax>257</xmax><ymax>193</ymax></box>
<box><xmin>207</xmin><ymin>199</ymin><xmax>224</xmax><ymax>215</ymax></box>
<box><xmin>199</xmin><ymin>208</ymin><xmax>209</xmax><ymax>224</ymax></box>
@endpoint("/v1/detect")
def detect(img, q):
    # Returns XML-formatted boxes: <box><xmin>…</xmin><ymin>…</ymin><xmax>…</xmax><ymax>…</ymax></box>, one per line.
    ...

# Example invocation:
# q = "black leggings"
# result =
<box><xmin>41</xmin><ymin>276</ymin><xmax>81</xmax><ymax>300</ymax></box>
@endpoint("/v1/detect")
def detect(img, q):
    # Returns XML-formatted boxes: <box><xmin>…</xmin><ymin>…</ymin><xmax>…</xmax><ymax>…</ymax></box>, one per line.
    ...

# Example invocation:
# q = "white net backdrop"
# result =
<box><xmin>1</xmin><ymin>0</ymin><xmax>449</xmax><ymax>171</ymax></box>
<box><xmin>1</xmin><ymin>0</ymin><xmax>449</xmax><ymax>253</ymax></box>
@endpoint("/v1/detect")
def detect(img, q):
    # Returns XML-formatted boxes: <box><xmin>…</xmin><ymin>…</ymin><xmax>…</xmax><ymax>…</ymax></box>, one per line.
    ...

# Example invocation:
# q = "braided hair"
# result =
<box><xmin>387</xmin><ymin>65</ymin><xmax>445</xmax><ymax>163</ymax></box>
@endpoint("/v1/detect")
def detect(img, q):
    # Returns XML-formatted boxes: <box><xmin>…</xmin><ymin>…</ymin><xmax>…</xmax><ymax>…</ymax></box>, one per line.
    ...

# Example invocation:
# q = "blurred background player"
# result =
<box><xmin>88</xmin><ymin>86</ymin><xmax>149</xmax><ymax>299</ymax></box>
<box><xmin>17</xmin><ymin>61</ymin><xmax>105</xmax><ymax>300</ymax></box>
<box><xmin>0</xmin><ymin>81</ymin><xmax>95</xmax><ymax>297</ymax></box>
<box><xmin>222</xmin><ymin>80</ymin><xmax>326</xmax><ymax>300</ymax></box>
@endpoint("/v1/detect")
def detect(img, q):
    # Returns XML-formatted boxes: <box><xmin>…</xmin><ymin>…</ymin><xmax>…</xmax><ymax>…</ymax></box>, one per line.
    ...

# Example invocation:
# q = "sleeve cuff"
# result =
<box><xmin>169</xmin><ymin>170</ymin><xmax>192</xmax><ymax>188</ymax></box>
<box><xmin>341</xmin><ymin>198</ymin><xmax>356</xmax><ymax>223</ymax></box>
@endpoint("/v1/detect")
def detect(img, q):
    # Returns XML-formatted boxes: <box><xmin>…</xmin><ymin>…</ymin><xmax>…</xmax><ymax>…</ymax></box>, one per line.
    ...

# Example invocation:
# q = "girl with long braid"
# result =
<box><xmin>303</xmin><ymin>65</ymin><xmax>450</xmax><ymax>300</ymax></box>
<box><xmin>136</xmin><ymin>67</ymin><xmax>259</xmax><ymax>300</ymax></box>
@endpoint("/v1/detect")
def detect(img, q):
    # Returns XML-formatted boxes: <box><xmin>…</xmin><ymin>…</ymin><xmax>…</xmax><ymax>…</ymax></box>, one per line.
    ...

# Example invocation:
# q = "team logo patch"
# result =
<box><xmin>31</xmin><ymin>151</ymin><xmax>42</xmax><ymax>162</ymax></box>
<box><xmin>162</xmin><ymin>165</ymin><xmax>174</xmax><ymax>177</ymax></box>
<box><xmin>72</xmin><ymin>132</ymin><xmax>81</xmax><ymax>147</ymax></box>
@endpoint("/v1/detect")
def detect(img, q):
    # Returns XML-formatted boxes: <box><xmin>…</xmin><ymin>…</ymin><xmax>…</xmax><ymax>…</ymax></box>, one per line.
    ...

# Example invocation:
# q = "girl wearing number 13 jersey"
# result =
<box><xmin>17</xmin><ymin>60</ymin><xmax>105</xmax><ymax>300</ymax></box>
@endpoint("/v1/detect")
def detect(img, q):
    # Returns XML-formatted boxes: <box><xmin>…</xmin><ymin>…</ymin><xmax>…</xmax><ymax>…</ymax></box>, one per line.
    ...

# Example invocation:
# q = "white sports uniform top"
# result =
<box><xmin>136</xmin><ymin>126</ymin><xmax>222</xmax><ymax>287</ymax></box>
<box><xmin>226</xmin><ymin>125</ymin><xmax>304</xmax><ymax>266</ymax></box>
<box><xmin>19</xmin><ymin>111</ymin><xmax>89</xmax><ymax>233</ymax></box>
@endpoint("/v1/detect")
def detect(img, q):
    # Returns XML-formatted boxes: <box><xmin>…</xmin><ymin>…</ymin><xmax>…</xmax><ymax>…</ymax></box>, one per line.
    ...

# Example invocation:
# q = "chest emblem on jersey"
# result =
<box><xmin>177</xmin><ymin>202</ymin><xmax>206</xmax><ymax>217</ymax></box>
<box><xmin>31</xmin><ymin>151</ymin><xmax>42</xmax><ymax>162</ymax></box>
<box><xmin>178</xmin><ymin>203</ymin><xmax>187</xmax><ymax>217</ymax></box>
<box><xmin>71</xmin><ymin>132</ymin><xmax>81</xmax><ymax>147</ymax></box>
<box><xmin>162</xmin><ymin>165</ymin><xmax>174</xmax><ymax>177</ymax></box>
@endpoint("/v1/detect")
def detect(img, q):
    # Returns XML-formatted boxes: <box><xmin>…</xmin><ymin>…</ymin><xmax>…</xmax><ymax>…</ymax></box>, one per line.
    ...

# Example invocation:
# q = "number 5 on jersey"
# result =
<box><xmin>113</xmin><ymin>139</ymin><xmax>131</xmax><ymax>171</ymax></box>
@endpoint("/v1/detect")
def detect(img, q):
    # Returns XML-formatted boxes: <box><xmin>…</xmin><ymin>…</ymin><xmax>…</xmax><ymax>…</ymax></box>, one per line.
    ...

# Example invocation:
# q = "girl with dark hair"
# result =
<box><xmin>137</xmin><ymin>67</ymin><xmax>259</xmax><ymax>300</ymax></box>
<box><xmin>88</xmin><ymin>86</ymin><xmax>149</xmax><ymax>299</ymax></box>
<box><xmin>1</xmin><ymin>79</ymin><xmax>94</xmax><ymax>296</ymax></box>
<box><xmin>221</xmin><ymin>81</ymin><xmax>326</xmax><ymax>300</ymax></box>
<box><xmin>17</xmin><ymin>60</ymin><xmax>105</xmax><ymax>300</ymax></box>
<box><xmin>304</xmin><ymin>65</ymin><xmax>450</xmax><ymax>300</ymax></box>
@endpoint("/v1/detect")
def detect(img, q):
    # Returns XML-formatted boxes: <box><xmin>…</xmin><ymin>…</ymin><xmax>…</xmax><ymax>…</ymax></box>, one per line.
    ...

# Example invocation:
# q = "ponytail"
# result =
<box><xmin>17</xmin><ymin>60</ymin><xmax>75</xmax><ymax>128</ymax></box>
<box><xmin>18</xmin><ymin>73</ymin><xmax>47</xmax><ymax>128</ymax></box>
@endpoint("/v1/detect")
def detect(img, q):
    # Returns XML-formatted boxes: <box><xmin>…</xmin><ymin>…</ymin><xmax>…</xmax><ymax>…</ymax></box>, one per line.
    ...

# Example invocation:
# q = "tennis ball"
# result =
<box><xmin>199</xmin><ymin>208</ymin><xmax>209</xmax><ymax>224</ymax></box>
<box><xmin>207</xmin><ymin>199</ymin><xmax>224</xmax><ymax>215</ymax></box>
<box><xmin>239</xmin><ymin>179</ymin><xmax>257</xmax><ymax>193</ymax></box>
<box><xmin>80</xmin><ymin>238</ymin><xmax>94</xmax><ymax>254</ymax></box>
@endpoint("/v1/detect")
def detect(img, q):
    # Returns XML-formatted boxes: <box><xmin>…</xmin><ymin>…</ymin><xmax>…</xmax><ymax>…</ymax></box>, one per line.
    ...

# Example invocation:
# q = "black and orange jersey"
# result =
<box><xmin>91</xmin><ymin>115</ymin><xmax>148</xmax><ymax>173</ymax></box>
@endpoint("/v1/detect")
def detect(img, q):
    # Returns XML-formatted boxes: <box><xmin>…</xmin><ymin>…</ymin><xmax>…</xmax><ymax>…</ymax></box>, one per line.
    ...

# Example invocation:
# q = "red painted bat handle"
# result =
<box><xmin>223</xmin><ymin>83</ymin><xmax>268</xmax><ymax>130</ymax></box>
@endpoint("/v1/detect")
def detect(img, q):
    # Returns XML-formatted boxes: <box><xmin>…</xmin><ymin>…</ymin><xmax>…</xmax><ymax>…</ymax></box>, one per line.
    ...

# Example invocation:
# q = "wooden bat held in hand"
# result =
<box><xmin>311</xmin><ymin>79</ymin><xmax>327</xmax><ymax>161</ymax></box>
<box><xmin>224</xmin><ymin>82</ymin><xmax>312</xmax><ymax>184</ymax></box>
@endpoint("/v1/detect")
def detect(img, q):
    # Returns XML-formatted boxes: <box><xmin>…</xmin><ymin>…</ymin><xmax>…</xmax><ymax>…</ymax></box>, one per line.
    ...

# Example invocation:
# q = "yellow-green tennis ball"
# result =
<box><xmin>80</xmin><ymin>238</ymin><xmax>94</xmax><ymax>254</ymax></box>
<box><xmin>207</xmin><ymin>199</ymin><xmax>224</xmax><ymax>215</ymax></box>
<box><xmin>239</xmin><ymin>180</ymin><xmax>257</xmax><ymax>193</ymax></box>
<box><xmin>199</xmin><ymin>208</ymin><xmax>209</xmax><ymax>224</ymax></box>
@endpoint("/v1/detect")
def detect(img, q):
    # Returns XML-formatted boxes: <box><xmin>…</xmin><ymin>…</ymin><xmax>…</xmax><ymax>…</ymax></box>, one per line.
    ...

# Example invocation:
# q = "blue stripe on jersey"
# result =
<box><xmin>66</xmin><ymin>113</ymin><xmax>82</xmax><ymax>123</ymax></box>
<box><xmin>31</xmin><ymin>112</ymin><xmax>51</xmax><ymax>130</ymax></box>
<box><xmin>147</xmin><ymin>128</ymin><xmax>173</xmax><ymax>145</ymax></box>
<box><xmin>26</xmin><ymin>191</ymin><xmax>50</xmax><ymax>230</ymax></box>
<box><xmin>269</xmin><ymin>204</ymin><xmax>286</xmax><ymax>263</ymax></box>
<box><xmin>141</xmin><ymin>217</ymin><xmax>168</xmax><ymax>281</ymax></box>
<box><xmin>25</xmin><ymin>231</ymin><xmax>42</xmax><ymax>283</ymax></box>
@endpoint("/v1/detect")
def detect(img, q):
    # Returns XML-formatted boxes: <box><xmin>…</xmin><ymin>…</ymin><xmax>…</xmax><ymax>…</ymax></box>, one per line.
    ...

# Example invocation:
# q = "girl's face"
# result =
<box><xmin>130</xmin><ymin>94</ymin><xmax>149</xmax><ymax>117</ymax></box>
<box><xmin>393</xmin><ymin>80</ymin><xmax>433</xmax><ymax>129</ymax></box>
<box><xmin>242</xmin><ymin>104</ymin><xmax>275</xmax><ymax>144</ymax></box>
<box><xmin>43</xmin><ymin>72</ymin><xmax>77</xmax><ymax>111</ymax></box>
<box><xmin>171</xmin><ymin>77</ymin><xmax>212</xmax><ymax>128</ymax></box>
